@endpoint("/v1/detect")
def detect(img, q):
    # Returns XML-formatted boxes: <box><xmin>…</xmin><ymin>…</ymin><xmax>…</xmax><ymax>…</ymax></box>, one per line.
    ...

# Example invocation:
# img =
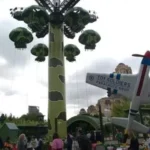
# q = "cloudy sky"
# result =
<box><xmin>0</xmin><ymin>0</ymin><xmax>150</xmax><ymax>119</ymax></box>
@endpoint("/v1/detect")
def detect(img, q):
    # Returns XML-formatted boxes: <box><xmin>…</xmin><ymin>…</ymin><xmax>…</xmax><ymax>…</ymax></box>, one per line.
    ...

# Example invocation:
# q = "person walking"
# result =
<box><xmin>51</xmin><ymin>133</ymin><xmax>64</xmax><ymax>150</ymax></box>
<box><xmin>27</xmin><ymin>137</ymin><xmax>32</xmax><ymax>150</ymax></box>
<box><xmin>145</xmin><ymin>135</ymin><xmax>150</xmax><ymax>150</ymax></box>
<box><xmin>115</xmin><ymin>130</ymin><xmax>123</xmax><ymax>144</ymax></box>
<box><xmin>66</xmin><ymin>133</ymin><xmax>73</xmax><ymax>150</ymax></box>
<box><xmin>4</xmin><ymin>136</ymin><xmax>13</xmax><ymax>150</ymax></box>
<box><xmin>72</xmin><ymin>137</ymin><xmax>79</xmax><ymax>150</ymax></box>
<box><xmin>90</xmin><ymin>131</ymin><xmax>97</xmax><ymax>150</ymax></box>
<box><xmin>128</xmin><ymin>131</ymin><xmax>139</xmax><ymax>150</ymax></box>
<box><xmin>17</xmin><ymin>134</ymin><xmax>27</xmax><ymax>150</ymax></box>
<box><xmin>0</xmin><ymin>137</ymin><xmax>3</xmax><ymax>150</ymax></box>
<box><xmin>77</xmin><ymin>130</ymin><xmax>92</xmax><ymax>150</ymax></box>
<box><xmin>37</xmin><ymin>137</ymin><xmax>43</xmax><ymax>150</ymax></box>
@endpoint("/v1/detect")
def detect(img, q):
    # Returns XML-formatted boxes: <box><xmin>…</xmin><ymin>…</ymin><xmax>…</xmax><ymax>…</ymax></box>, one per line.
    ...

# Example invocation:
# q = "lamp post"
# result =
<box><xmin>9</xmin><ymin>0</ymin><xmax>100</xmax><ymax>138</ymax></box>
<box><xmin>104</xmin><ymin>100</ymin><xmax>113</xmax><ymax>140</ymax></box>
<box><xmin>55</xmin><ymin>118</ymin><xmax>58</xmax><ymax>133</ymax></box>
<box><xmin>98</xmin><ymin>103</ymin><xmax>104</xmax><ymax>143</ymax></box>
<box><xmin>38</xmin><ymin>113</ymin><xmax>44</xmax><ymax>122</ymax></box>
<box><xmin>37</xmin><ymin>113</ymin><xmax>44</xmax><ymax>137</ymax></box>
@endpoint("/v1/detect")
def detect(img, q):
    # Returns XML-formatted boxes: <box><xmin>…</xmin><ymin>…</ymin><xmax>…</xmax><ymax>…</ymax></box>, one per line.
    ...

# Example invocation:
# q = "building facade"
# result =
<box><xmin>115</xmin><ymin>63</ymin><xmax>132</xmax><ymax>74</ymax></box>
<box><xmin>28</xmin><ymin>106</ymin><xmax>39</xmax><ymax>114</ymax></box>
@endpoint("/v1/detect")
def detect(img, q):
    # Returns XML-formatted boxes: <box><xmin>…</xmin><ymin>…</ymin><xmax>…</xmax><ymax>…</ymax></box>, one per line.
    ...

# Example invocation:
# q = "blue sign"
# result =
<box><xmin>96</xmin><ymin>75</ymin><xmax>131</xmax><ymax>92</ymax></box>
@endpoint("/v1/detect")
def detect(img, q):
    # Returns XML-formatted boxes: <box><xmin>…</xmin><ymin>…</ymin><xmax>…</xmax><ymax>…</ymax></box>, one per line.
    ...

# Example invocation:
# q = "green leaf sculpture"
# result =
<box><xmin>31</xmin><ymin>43</ymin><xmax>48</xmax><ymax>62</ymax></box>
<box><xmin>79</xmin><ymin>29</ymin><xmax>101</xmax><ymax>50</ymax></box>
<box><xmin>65</xmin><ymin>7</ymin><xmax>90</xmax><ymax>33</ymax></box>
<box><xmin>22</xmin><ymin>5</ymin><xmax>49</xmax><ymax>32</ymax></box>
<box><xmin>64</xmin><ymin>44</ymin><xmax>80</xmax><ymax>62</ymax></box>
<box><xmin>9</xmin><ymin>27</ymin><xmax>33</xmax><ymax>49</ymax></box>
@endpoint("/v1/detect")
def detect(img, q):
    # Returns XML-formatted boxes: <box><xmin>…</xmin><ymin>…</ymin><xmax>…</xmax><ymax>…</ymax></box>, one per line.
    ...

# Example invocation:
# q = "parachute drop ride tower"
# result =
<box><xmin>9</xmin><ymin>0</ymin><xmax>101</xmax><ymax>137</ymax></box>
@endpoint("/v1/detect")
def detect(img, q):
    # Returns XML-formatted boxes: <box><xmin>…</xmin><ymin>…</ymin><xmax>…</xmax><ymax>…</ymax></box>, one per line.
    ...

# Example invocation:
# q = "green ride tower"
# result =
<box><xmin>48</xmin><ymin>23</ymin><xmax>66</xmax><ymax>137</ymax></box>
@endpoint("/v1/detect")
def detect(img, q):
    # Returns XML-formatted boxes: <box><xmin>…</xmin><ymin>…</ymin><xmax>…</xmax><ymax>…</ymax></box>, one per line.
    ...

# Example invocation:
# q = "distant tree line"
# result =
<box><xmin>0</xmin><ymin>113</ymin><xmax>46</xmax><ymax>126</ymax></box>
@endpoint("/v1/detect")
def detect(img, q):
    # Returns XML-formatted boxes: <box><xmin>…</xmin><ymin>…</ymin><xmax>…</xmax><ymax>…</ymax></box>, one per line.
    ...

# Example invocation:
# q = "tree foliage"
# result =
<box><xmin>20</xmin><ymin>113</ymin><xmax>43</xmax><ymax>121</ymax></box>
<box><xmin>0</xmin><ymin>113</ymin><xmax>46</xmax><ymax>126</ymax></box>
<box><xmin>0</xmin><ymin>113</ymin><xmax>18</xmax><ymax>123</ymax></box>
<box><xmin>111</xmin><ymin>97</ymin><xmax>130</xmax><ymax>117</ymax></box>
<box><xmin>111</xmin><ymin>97</ymin><xmax>150</xmax><ymax>118</ymax></box>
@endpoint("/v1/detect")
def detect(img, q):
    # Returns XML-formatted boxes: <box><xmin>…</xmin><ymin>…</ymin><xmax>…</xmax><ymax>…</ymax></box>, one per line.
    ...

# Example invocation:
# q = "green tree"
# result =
<box><xmin>111</xmin><ymin>97</ymin><xmax>130</xmax><ymax>117</ymax></box>
<box><xmin>0</xmin><ymin>114</ymin><xmax>6</xmax><ymax>124</ymax></box>
<box><xmin>7</xmin><ymin>113</ymin><xmax>13</xmax><ymax>121</ymax></box>
<box><xmin>20</xmin><ymin>113</ymin><xmax>44</xmax><ymax>122</ymax></box>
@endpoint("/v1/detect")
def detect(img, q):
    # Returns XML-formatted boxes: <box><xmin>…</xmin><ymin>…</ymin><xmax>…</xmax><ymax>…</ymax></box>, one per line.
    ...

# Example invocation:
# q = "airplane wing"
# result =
<box><xmin>111</xmin><ymin>117</ymin><xmax>149</xmax><ymax>133</ymax></box>
<box><xmin>86</xmin><ymin>73</ymin><xmax>138</xmax><ymax>100</ymax></box>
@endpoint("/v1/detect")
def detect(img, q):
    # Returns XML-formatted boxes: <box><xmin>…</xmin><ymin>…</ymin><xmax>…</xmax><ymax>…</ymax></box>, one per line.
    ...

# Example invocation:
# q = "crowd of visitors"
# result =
<box><xmin>1</xmin><ymin>128</ymin><xmax>150</xmax><ymax>150</ymax></box>
<box><xmin>49</xmin><ymin>129</ymin><xmax>93</xmax><ymax>150</ymax></box>
<box><xmin>0</xmin><ymin>129</ymin><xmax>102</xmax><ymax>150</ymax></box>
<box><xmin>0</xmin><ymin>134</ymin><xmax>43</xmax><ymax>150</ymax></box>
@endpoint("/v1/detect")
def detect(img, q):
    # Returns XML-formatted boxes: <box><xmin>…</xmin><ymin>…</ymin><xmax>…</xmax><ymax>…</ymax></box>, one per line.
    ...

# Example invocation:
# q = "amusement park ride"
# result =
<box><xmin>86</xmin><ymin>51</ymin><xmax>150</xmax><ymax>133</ymax></box>
<box><xmin>9</xmin><ymin>0</ymin><xmax>100</xmax><ymax>137</ymax></box>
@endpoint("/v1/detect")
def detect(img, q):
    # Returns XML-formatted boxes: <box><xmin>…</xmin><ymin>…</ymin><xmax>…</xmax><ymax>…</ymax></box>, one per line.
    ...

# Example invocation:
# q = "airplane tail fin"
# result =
<box><xmin>111</xmin><ymin>117</ymin><xmax>149</xmax><ymax>133</ymax></box>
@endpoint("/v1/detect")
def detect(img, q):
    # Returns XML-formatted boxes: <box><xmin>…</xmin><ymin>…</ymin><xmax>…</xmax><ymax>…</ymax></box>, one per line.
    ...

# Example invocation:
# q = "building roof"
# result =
<box><xmin>118</xmin><ymin>63</ymin><xmax>125</xmax><ymax>65</ymax></box>
<box><xmin>67</xmin><ymin>115</ymin><xmax>111</xmax><ymax>129</ymax></box>
<box><xmin>5</xmin><ymin>123</ymin><xmax>18</xmax><ymax>130</ymax></box>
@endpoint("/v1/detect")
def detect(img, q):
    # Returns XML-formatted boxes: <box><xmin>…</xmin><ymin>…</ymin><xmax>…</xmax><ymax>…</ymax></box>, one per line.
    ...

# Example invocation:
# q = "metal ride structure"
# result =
<box><xmin>9</xmin><ymin>0</ymin><xmax>101</xmax><ymax>137</ymax></box>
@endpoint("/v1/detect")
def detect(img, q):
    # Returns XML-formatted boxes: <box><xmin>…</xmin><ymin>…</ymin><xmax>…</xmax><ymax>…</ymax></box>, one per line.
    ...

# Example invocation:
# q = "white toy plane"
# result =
<box><xmin>86</xmin><ymin>51</ymin><xmax>150</xmax><ymax>133</ymax></box>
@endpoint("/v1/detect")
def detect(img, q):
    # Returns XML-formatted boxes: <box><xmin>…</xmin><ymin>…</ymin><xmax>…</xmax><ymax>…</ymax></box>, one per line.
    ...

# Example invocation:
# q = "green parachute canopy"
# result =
<box><xmin>64</xmin><ymin>44</ymin><xmax>80</xmax><ymax>62</ymax></box>
<box><xmin>65</xmin><ymin>7</ymin><xmax>90</xmax><ymax>33</ymax></box>
<box><xmin>22</xmin><ymin>5</ymin><xmax>49</xmax><ymax>32</ymax></box>
<box><xmin>9</xmin><ymin>27</ymin><xmax>33</xmax><ymax>49</ymax></box>
<box><xmin>31</xmin><ymin>43</ymin><xmax>48</xmax><ymax>62</ymax></box>
<box><xmin>13</xmin><ymin>11</ymin><xmax>23</xmax><ymax>21</ymax></box>
<box><xmin>79</xmin><ymin>29</ymin><xmax>101</xmax><ymax>50</ymax></box>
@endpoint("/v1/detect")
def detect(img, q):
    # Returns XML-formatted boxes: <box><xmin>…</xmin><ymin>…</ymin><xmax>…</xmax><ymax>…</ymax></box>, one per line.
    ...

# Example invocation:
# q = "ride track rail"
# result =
<box><xmin>34</xmin><ymin>0</ymin><xmax>81</xmax><ymax>38</ymax></box>
<box><xmin>60</xmin><ymin>0</ymin><xmax>80</xmax><ymax>13</ymax></box>
<box><xmin>35</xmin><ymin>0</ymin><xmax>54</xmax><ymax>13</ymax></box>
<box><xmin>64</xmin><ymin>24</ymin><xmax>75</xmax><ymax>39</ymax></box>
<box><xmin>35</xmin><ymin>0</ymin><xmax>80</xmax><ymax>13</ymax></box>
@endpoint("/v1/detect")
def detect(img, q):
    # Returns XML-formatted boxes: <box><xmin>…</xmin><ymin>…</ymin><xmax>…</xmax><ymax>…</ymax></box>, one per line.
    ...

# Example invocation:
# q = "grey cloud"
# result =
<box><xmin>0</xmin><ymin>86</ymin><xmax>19</xmax><ymax>96</ymax></box>
<box><xmin>122</xmin><ymin>57</ymin><xmax>141</xmax><ymax>73</ymax></box>
<box><xmin>39</xmin><ymin>80</ymin><xmax>47</xmax><ymax>88</ymax></box>
<box><xmin>0</xmin><ymin>19</ymin><xmax>46</xmax><ymax>79</ymax></box>
<box><xmin>0</xmin><ymin>62</ymin><xmax>26</xmax><ymax>80</ymax></box>
<box><xmin>66</xmin><ymin>81</ymin><xmax>106</xmax><ymax>106</ymax></box>
<box><xmin>4</xmin><ymin>90</ymin><xmax>19</xmax><ymax>96</ymax></box>
<box><xmin>68</xmin><ymin>58</ymin><xmax>117</xmax><ymax>82</ymax></box>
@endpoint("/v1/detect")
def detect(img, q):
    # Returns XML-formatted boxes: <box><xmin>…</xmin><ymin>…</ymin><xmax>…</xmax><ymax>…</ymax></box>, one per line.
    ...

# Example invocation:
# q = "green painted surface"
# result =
<box><xmin>48</xmin><ymin>24</ymin><xmax>67</xmax><ymax>138</ymax></box>
<box><xmin>67</xmin><ymin>115</ymin><xmax>111</xmax><ymax>129</ymax></box>
<box><xmin>0</xmin><ymin>123</ymin><xmax>19</xmax><ymax>142</ymax></box>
